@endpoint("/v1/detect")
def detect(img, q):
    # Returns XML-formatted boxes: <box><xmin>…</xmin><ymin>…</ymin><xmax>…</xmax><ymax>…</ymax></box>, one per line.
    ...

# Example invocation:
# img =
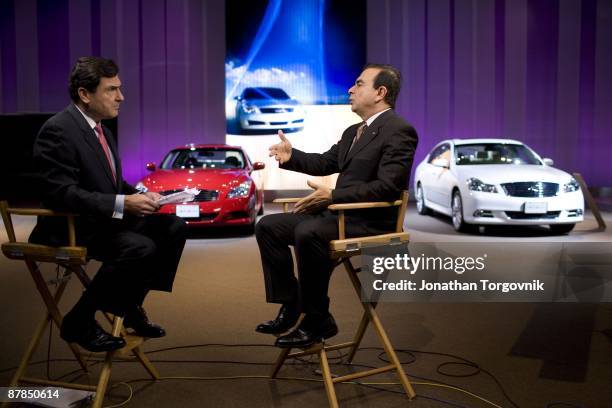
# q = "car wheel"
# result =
<box><xmin>549</xmin><ymin>223</ymin><xmax>575</xmax><ymax>234</ymax></box>
<box><xmin>416</xmin><ymin>183</ymin><xmax>431</xmax><ymax>215</ymax></box>
<box><xmin>451</xmin><ymin>190</ymin><xmax>475</xmax><ymax>233</ymax></box>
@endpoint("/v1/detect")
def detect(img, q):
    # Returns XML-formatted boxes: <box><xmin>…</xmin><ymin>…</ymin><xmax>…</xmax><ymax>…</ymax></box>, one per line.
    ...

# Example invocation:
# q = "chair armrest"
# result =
<box><xmin>273</xmin><ymin>197</ymin><xmax>304</xmax><ymax>213</ymax></box>
<box><xmin>7</xmin><ymin>208</ymin><xmax>78</xmax><ymax>217</ymax></box>
<box><xmin>269</xmin><ymin>191</ymin><xmax>409</xmax><ymax>241</ymax></box>
<box><xmin>272</xmin><ymin>198</ymin><xmax>302</xmax><ymax>204</ymax></box>
<box><xmin>330</xmin><ymin>191</ymin><xmax>409</xmax><ymax>240</ymax></box>
<box><xmin>328</xmin><ymin>200</ymin><xmax>402</xmax><ymax>211</ymax></box>
<box><xmin>1</xmin><ymin>201</ymin><xmax>79</xmax><ymax>246</ymax></box>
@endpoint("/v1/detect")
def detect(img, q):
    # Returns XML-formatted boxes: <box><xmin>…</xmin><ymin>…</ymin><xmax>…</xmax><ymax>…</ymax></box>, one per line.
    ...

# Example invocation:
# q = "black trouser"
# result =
<box><xmin>255</xmin><ymin>211</ymin><xmax>387</xmax><ymax>317</ymax></box>
<box><xmin>82</xmin><ymin>214</ymin><xmax>187</xmax><ymax>316</ymax></box>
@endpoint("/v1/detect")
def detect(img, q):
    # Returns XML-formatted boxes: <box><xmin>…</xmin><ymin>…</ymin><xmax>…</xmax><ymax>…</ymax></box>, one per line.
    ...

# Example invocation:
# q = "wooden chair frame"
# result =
<box><xmin>0</xmin><ymin>201</ymin><xmax>159</xmax><ymax>408</ymax></box>
<box><xmin>270</xmin><ymin>191</ymin><xmax>415</xmax><ymax>407</ymax></box>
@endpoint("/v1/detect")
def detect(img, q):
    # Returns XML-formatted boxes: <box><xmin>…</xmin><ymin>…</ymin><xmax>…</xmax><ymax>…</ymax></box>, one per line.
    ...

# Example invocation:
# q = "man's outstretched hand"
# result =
<box><xmin>268</xmin><ymin>130</ymin><xmax>292</xmax><ymax>164</ymax></box>
<box><xmin>293</xmin><ymin>180</ymin><xmax>332</xmax><ymax>214</ymax></box>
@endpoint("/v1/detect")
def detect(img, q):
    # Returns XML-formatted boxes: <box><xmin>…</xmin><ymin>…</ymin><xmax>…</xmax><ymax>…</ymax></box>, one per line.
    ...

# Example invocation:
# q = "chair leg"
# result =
<box><xmin>318</xmin><ymin>345</ymin><xmax>339</xmax><ymax>408</ymax></box>
<box><xmin>7</xmin><ymin>314</ymin><xmax>51</xmax><ymax>389</ymax></box>
<box><xmin>366</xmin><ymin>303</ymin><xmax>415</xmax><ymax>399</ymax></box>
<box><xmin>347</xmin><ymin>311</ymin><xmax>369</xmax><ymax>364</ymax></box>
<box><xmin>270</xmin><ymin>348</ymin><xmax>291</xmax><ymax>378</ymax></box>
<box><xmin>132</xmin><ymin>346</ymin><xmax>160</xmax><ymax>379</ymax></box>
<box><xmin>25</xmin><ymin>261</ymin><xmax>88</xmax><ymax>371</ymax></box>
<box><xmin>344</xmin><ymin>258</ymin><xmax>416</xmax><ymax>399</ymax></box>
<box><xmin>92</xmin><ymin>316</ymin><xmax>123</xmax><ymax>408</ymax></box>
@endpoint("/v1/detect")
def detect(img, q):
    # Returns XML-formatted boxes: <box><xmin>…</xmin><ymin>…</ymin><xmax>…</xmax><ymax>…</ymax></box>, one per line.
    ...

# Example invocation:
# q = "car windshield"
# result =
<box><xmin>242</xmin><ymin>88</ymin><xmax>290</xmax><ymax>100</ymax></box>
<box><xmin>161</xmin><ymin>149</ymin><xmax>246</xmax><ymax>170</ymax></box>
<box><xmin>455</xmin><ymin>143</ymin><xmax>542</xmax><ymax>165</ymax></box>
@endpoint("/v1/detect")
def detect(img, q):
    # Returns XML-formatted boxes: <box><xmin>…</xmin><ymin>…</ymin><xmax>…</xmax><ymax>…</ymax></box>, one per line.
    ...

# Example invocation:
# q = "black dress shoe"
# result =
<box><xmin>275</xmin><ymin>314</ymin><xmax>338</xmax><ymax>348</ymax></box>
<box><xmin>60</xmin><ymin>316</ymin><xmax>126</xmax><ymax>352</ymax></box>
<box><xmin>256</xmin><ymin>304</ymin><xmax>300</xmax><ymax>334</ymax></box>
<box><xmin>124</xmin><ymin>306</ymin><xmax>166</xmax><ymax>338</ymax></box>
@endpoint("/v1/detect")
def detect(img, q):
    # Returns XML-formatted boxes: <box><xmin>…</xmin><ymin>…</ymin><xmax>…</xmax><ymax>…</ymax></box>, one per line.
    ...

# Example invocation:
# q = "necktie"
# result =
<box><xmin>94</xmin><ymin>123</ymin><xmax>117</xmax><ymax>183</ymax></box>
<box><xmin>350</xmin><ymin>122</ymin><xmax>367</xmax><ymax>151</ymax></box>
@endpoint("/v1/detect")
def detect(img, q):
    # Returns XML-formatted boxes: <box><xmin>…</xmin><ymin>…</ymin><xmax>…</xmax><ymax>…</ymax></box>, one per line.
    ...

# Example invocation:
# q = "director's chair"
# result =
<box><xmin>0</xmin><ymin>201</ymin><xmax>159</xmax><ymax>408</ymax></box>
<box><xmin>270</xmin><ymin>191</ymin><xmax>415</xmax><ymax>407</ymax></box>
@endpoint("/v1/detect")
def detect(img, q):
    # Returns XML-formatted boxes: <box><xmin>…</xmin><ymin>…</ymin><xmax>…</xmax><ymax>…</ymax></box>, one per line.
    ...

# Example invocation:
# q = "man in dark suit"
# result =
<box><xmin>255</xmin><ymin>64</ymin><xmax>418</xmax><ymax>348</ymax></box>
<box><xmin>30</xmin><ymin>57</ymin><xmax>187</xmax><ymax>352</ymax></box>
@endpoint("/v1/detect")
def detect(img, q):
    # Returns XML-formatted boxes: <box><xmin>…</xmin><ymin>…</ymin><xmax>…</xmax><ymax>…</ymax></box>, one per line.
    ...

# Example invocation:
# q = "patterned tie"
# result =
<box><xmin>94</xmin><ymin>123</ymin><xmax>117</xmax><ymax>183</ymax></box>
<box><xmin>350</xmin><ymin>122</ymin><xmax>368</xmax><ymax>151</ymax></box>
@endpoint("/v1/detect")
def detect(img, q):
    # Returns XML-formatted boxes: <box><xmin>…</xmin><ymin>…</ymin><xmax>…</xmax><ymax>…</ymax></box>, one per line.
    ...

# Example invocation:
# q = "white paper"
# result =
<box><xmin>157</xmin><ymin>188</ymin><xmax>201</xmax><ymax>205</ymax></box>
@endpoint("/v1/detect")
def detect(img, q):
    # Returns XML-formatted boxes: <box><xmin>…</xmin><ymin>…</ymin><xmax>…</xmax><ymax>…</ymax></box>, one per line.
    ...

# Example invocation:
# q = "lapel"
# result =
<box><xmin>67</xmin><ymin>104</ymin><xmax>118</xmax><ymax>188</ymax></box>
<box><xmin>343</xmin><ymin>109</ymin><xmax>394</xmax><ymax>167</ymax></box>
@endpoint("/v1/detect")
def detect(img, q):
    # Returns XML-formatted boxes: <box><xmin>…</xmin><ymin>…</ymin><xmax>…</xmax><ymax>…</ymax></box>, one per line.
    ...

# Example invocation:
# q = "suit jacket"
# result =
<box><xmin>281</xmin><ymin>109</ymin><xmax>418</xmax><ymax>230</ymax></box>
<box><xmin>30</xmin><ymin>104</ymin><xmax>137</xmax><ymax>245</ymax></box>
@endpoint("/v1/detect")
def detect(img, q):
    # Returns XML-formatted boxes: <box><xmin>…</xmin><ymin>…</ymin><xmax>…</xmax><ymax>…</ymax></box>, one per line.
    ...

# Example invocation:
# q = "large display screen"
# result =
<box><xmin>225</xmin><ymin>0</ymin><xmax>366</xmax><ymax>190</ymax></box>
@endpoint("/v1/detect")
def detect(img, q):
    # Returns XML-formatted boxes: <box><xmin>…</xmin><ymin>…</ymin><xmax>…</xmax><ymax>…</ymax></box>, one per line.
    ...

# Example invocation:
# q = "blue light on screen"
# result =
<box><xmin>226</xmin><ymin>0</ymin><xmax>365</xmax><ymax>106</ymax></box>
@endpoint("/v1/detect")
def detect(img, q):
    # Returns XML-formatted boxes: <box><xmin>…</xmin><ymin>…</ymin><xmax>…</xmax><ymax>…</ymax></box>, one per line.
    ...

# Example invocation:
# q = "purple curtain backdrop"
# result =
<box><xmin>0</xmin><ymin>0</ymin><xmax>225</xmax><ymax>183</ymax></box>
<box><xmin>1</xmin><ymin>0</ymin><xmax>611</xmax><ymax>186</ymax></box>
<box><xmin>368</xmin><ymin>0</ymin><xmax>612</xmax><ymax>187</ymax></box>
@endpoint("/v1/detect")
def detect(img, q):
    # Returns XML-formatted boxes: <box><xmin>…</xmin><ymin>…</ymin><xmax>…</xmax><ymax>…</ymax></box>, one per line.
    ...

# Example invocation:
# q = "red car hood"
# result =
<box><xmin>140</xmin><ymin>169</ymin><xmax>250</xmax><ymax>193</ymax></box>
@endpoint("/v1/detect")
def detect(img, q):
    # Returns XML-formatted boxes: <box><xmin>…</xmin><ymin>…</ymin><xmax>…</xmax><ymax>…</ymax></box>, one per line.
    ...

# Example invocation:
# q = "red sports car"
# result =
<box><xmin>136</xmin><ymin>144</ymin><xmax>265</xmax><ymax>228</ymax></box>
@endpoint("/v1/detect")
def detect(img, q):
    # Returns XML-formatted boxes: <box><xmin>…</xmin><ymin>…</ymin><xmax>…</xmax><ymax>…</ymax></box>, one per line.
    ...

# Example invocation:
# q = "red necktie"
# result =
<box><xmin>94</xmin><ymin>123</ymin><xmax>117</xmax><ymax>183</ymax></box>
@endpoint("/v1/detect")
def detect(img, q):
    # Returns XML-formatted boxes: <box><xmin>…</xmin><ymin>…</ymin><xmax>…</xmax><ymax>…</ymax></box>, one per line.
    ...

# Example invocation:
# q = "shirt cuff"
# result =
<box><xmin>112</xmin><ymin>195</ymin><xmax>125</xmax><ymax>219</ymax></box>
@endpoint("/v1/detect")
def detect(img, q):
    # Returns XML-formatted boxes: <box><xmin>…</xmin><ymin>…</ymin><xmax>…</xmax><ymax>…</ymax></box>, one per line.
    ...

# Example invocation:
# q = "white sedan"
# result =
<box><xmin>414</xmin><ymin>139</ymin><xmax>584</xmax><ymax>234</ymax></box>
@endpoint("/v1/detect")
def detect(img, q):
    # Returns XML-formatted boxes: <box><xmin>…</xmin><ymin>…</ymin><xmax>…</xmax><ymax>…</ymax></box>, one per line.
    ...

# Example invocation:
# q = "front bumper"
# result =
<box><xmin>238</xmin><ymin>112</ymin><xmax>304</xmax><ymax>130</ymax></box>
<box><xmin>462</xmin><ymin>190</ymin><xmax>584</xmax><ymax>225</ymax></box>
<box><xmin>157</xmin><ymin>195</ymin><xmax>258</xmax><ymax>227</ymax></box>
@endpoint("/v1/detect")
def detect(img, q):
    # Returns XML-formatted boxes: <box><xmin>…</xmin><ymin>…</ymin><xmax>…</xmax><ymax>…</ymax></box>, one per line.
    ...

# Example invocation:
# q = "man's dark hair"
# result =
<box><xmin>363</xmin><ymin>63</ymin><xmax>401</xmax><ymax>108</ymax></box>
<box><xmin>69</xmin><ymin>57</ymin><xmax>119</xmax><ymax>103</ymax></box>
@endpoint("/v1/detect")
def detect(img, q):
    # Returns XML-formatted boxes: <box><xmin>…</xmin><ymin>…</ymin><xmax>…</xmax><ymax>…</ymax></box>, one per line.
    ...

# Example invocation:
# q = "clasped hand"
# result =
<box><xmin>125</xmin><ymin>192</ymin><xmax>161</xmax><ymax>216</ymax></box>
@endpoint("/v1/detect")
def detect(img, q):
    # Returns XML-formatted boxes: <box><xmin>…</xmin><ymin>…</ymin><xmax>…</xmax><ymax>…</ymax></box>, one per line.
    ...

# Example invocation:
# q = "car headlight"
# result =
<box><xmin>466</xmin><ymin>177</ymin><xmax>498</xmax><ymax>193</ymax></box>
<box><xmin>241</xmin><ymin>102</ymin><xmax>258</xmax><ymax>114</ymax></box>
<box><xmin>135</xmin><ymin>182</ymin><xmax>148</xmax><ymax>193</ymax></box>
<box><xmin>227</xmin><ymin>180</ymin><xmax>252</xmax><ymax>198</ymax></box>
<box><xmin>563</xmin><ymin>178</ymin><xmax>580</xmax><ymax>193</ymax></box>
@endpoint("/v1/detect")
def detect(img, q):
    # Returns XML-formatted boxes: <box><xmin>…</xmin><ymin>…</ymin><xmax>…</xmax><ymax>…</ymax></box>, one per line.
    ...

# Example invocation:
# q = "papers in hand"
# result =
<box><xmin>157</xmin><ymin>188</ymin><xmax>200</xmax><ymax>205</ymax></box>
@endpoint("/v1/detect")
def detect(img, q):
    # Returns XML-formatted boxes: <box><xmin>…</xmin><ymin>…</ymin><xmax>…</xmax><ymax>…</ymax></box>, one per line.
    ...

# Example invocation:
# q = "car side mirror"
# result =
<box><xmin>542</xmin><ymin>158</ymin><xmax>554</xmax><ymax>166</ymax></box>
<box><xmin>432</xmin><ymin>158</ymin><xmax>450</xmax><ymax>168</ymax></box>
<box><xmin>146</xmin><ymin>162</ymin><xmax>156</xmax><ymax>171</ymax></box>
<box><xmin>253</xmin><ymin>162</ymin><xmax>265</xmax><ymax>171</ymax></box>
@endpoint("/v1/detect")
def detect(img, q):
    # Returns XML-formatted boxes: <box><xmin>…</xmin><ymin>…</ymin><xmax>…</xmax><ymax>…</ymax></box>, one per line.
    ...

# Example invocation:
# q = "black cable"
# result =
<box><xmin>405</xmin><ymin>348</ymin><xmax>519</xmax><ymax>408</ymax></box>
<box><xmin>3</xmin><ymin>341</ymin><xmax>585</xmax><ymax>408</ymax></box>
<box><xmin>364</xmin><ymin>346</ymin><xmax>520</xmax><ymax>408</ymax></box>
<box><xmin>437</xmin><ymin>361</ymin><xmax>481</xmax><ymax>378</ymax></box>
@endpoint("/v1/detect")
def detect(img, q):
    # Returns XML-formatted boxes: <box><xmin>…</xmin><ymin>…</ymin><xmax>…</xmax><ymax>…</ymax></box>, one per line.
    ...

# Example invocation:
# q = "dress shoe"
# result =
<box><xmin>60</xmin><ymin>316</ymin><xmax>126</xmax><ymax>352</ymax></box>
<box><xmin>124</xmin><ymin>306</ymin><xmax>166</xmax><ymax>338</ymax></box>
<box><xmin>256</xmin><ymin>303</ymin><xmax>300</xmax><ymax>334</ymax></box>
<box><xmin>275</xmin><ymin>314</ymin><xmax>338</xmax><ymax>348</ymax></box>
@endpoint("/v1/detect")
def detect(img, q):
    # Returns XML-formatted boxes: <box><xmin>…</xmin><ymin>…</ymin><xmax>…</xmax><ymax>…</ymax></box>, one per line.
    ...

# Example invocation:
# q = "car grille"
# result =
<box><xmin>194</xmin><ymin>190</ymin><xmax>219</xmax><ymax>201</ymax></box>
<box><xmin>185</xmin><ymin>213</ymin><xmax>218</xmax><ymax>222</ymax></box>
<box><xmin>260</xmin><ymin>108</ymin><xmax>293</xmax><ymax>113</ymax></box>
<box><xmin>501</xmin><ymin>182</ymin><xmax>559</xmax><ymax>197</ymax></box>
<box><xmin>505</xmin><ymin>211</ymin><xmax>561</xmax><ymax>220</ymax></box>
<box><xmin>159</xmin><ymin>189</ymin><xmax>219</xmax><ymax>202</ymax></box>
